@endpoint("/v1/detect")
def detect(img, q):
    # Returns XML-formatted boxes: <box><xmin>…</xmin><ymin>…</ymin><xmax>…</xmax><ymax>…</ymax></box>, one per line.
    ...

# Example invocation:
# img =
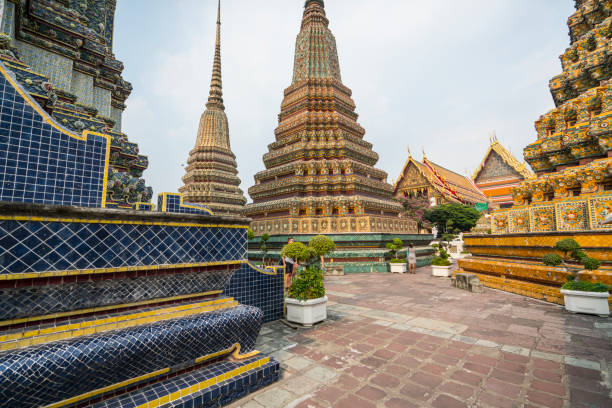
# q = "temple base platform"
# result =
<box><xmin>459</xmin><ymin>232</ymin><xmax>612</xmax><ymax>311</ymax></box>
<box><xmin>248</xmin><ymin>233</ymin><xmax>434</xmax><ymax>273</ymax></box>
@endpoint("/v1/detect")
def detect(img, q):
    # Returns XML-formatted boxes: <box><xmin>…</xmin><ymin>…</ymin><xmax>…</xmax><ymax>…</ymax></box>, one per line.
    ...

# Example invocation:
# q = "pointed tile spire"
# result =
<box><xmin>206</xmin><ymin>0</ymin><xmax>224</xmax><ymax>109</ymax></box>
<box><xmin>179</xmin><ymin>0</ymin><xmax>247</xmax><ymax>216</ymax></box>
<box><xmin>245</xmin><ymin>2</ymin><xmax>408</xmax><ymax>235</ymax></box>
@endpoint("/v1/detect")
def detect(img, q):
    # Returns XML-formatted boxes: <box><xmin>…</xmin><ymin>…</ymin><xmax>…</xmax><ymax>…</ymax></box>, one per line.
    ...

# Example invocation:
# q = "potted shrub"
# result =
<box><xmin>431</xmin><ymin>236</ymin><xmax>453</xmax><ymax>277</ymax></box>
<box><xmin>543</xmin><ymin>239</ymin><xmax>609</xmax><ymax>316</ymax></box>
<box><xmin>282</xmin><ymin>235</ymin><xmax>335</xmax><ymax>326</ymax></box>
<box><xmin>561</xmin><ymin>280</ymin><xmax>610</xmax><ymax>317</ymax></box>
<box><xmin>386</xmin><ymin>238</ymin><xmax>406</xmax><ymax>273</ymax></box>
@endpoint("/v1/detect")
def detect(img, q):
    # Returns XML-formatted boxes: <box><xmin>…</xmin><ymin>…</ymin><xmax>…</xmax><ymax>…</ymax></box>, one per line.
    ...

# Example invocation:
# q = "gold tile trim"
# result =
<box><xmin>0</xmin><ymin>215</ymin><xmax>247</xmax><ymax>229</ymax></box>
<box><xmin>246</xmin><ymin>261</ymin><xmax>280</xmax><ymax>276</ymax></box>
<box><xmin>0</xmin><ymin>298</ymin><xmax>238</xmax><ymax>352</ymax></box>
<box><xmin>0</xmin><ymin>260</ymin><xmax>248</xmax><ymax>281</ymax></box>
<box><xmin>0</xmin><ymin>290</ymin><xmax>223</xmax><ymax>328</ymax></box>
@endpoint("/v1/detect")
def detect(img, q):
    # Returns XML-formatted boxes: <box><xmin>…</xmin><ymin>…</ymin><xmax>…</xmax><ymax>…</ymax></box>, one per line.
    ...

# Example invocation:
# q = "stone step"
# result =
<box><xmin>87</xmin><ymin>356</ymin><xmax>279</xmax><ymax>408</ymax></box>
<box><xmin>0</xmin><ymin>296</ymin><xmax>238</xmax><ymax>352</ymax></box>
<box><xmin>0</xmin><ymin>305</ymin><xmax>263</xmax><ymax>407</ymax></box>
<box><xmin>0</xmin><ymin>290</ymin><xmax>223</xmax><ymax>330</ymax></box>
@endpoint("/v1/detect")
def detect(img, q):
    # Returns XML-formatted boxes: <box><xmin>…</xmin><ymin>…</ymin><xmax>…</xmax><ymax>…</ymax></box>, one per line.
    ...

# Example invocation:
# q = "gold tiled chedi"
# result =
<box><xmin>245</xmin><ymin>0</ymin><xmax>412</xmax><ymax>235</ymax></box>
<box><xmin>179</xmin><ymin>3</ymin><xmax>247</xmax><ymax>216</ymax></box>
<box><xmin>460</xmin><ymin>0</ymin><xmax>612</xmax><ymax>310</ymax></box>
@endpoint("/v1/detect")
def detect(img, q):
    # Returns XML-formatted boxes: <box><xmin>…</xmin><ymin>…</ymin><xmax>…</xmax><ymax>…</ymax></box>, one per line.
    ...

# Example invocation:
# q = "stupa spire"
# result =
<box><xmin>292</xmin><ymin>0</ymin><xmax>339</xmax><ymax>83</ymax></box>
<box><xmin>207</xmin><ymin>0</ymin><xmax>223</xmax><ymax>109</ymax></box>
<box><xmin>179</xmin><ymin>0</ymin><xmax>247</xmax><ymax>216</ymax></box>
<box><xmin>245</xmin><ymin>1</ymin><xmax>408</xmax><ymax>235</ymax></box>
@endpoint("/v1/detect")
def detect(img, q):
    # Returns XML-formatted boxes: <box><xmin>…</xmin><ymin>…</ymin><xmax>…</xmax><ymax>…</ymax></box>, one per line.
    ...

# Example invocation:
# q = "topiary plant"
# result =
<box><xmin>546</xmin><ymin>239</ymin><xmax>602</xmax><ymax>275</ymax></box>
<box><xmin>555</xmin><ymin>239</ymin><xmax>580</xmax><ymax>261</ymax></box>
<box><xmin>582</xmin><ymin>257</ymin><xmax>601</xmax><ymax>271</ymax></box>
<box><xmin>386</xmin><ymin>238</ymin><xmax>403</xmax><ymax>261</ymax></box>
<box><xmin>288</xmin><ymin>266</ymin><xmax>325</xmax><ymax>301</ymax></box>
<box><xmin>282</xmin><ymin>236</ymin><xmax>336</xmax><ymax>300</ymax></box>
<box><xmin>432</xmin><ymin>257</ymin><xmax>451</xmax><ymax>267</ymax></box>
<box><xmin>562</xmin><ymin>280</ymin><xmax>609</xmax><ymax>292</ymax></box>
<box><xmin>543</xmin><ymin>254</ymin><xmax>563</xmax><ymax>267</ymax></box>
<box><xmin>309</xmin><ymin>235</ymin><xmax>336</xmax><ymax>261</ymax></box>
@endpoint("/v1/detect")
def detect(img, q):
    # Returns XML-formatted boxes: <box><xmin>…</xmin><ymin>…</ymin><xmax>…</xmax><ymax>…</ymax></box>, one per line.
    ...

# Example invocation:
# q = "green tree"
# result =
<box><xmin>424</xmin><ymin>204</ymin><xmax>481</xmax><ymax>234</ymax></box>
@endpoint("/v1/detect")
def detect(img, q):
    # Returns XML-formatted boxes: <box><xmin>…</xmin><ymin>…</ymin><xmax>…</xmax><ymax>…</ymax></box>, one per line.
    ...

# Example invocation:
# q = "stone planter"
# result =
<box><xmin>561</xmin><ymin>289</ymin><xmax>610</xmax><ymax>316</ymax></box>
<box><xmin>390</xmin><ymin>263</ymin><xmax>407</xmax><ymax>274</ymax></box>
<box><xmin>286</xmin><ymin>296</ymin><xmax>328</xmax><ymax>326</ymax></box>
<box><xmin>432</xmin><ymin>265</ymin><xmax>453</xmax><ymax>277</ymax></box>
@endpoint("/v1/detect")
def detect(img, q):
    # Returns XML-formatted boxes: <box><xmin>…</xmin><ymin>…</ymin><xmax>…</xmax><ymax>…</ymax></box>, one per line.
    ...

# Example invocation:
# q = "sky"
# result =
<box><xmin>114</xmin><ymin>0</ymin><xmax>575</xmax><ymax>201</ymax></box>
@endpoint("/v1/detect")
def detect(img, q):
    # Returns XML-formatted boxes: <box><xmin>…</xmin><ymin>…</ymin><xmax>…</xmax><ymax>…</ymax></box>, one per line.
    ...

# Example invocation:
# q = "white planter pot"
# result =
<box><xmin>286</xmin><ymin>296</ymin><xmax>328</xmax><ymax>326</ymax></box>
<box><xmin>390</xmin><ymin>263</ymin><xmax>407</xmax><ymax>273</ymax></box>
<box><xmin>432</xmin><ymin>265</ymin><xmax>453</xmax><ymax>277</ymax></box>
<box><xmin>561</xmin><ymin>289</ymin><xmax>610</xmax><ymax>316</ymax></box>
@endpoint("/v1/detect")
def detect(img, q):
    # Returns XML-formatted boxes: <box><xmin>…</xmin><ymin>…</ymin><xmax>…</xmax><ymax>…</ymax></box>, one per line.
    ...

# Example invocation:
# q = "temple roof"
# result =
<box><xmin>472</xmin><ymin>135</ymin><xmax>534</xmax><ymax>181</ymax></box>
<box><xmin>395</xmin><ymin>154</ymin><xmax>488</xmax><ymax>205</ymax></box>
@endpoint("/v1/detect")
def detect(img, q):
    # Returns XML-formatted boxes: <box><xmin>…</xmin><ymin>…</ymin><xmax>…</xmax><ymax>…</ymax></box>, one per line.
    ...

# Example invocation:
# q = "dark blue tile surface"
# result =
<box><xmin>0</xmin><ymin>219</ymin><xmax>247</xmax><ymax>275</ymax></box>
<box><xmin>225</xmin><ymin>263</ymin><xmax>284</xmax><ymax>323</ymax></box>
<box><xmin>0</xmin><ymin>64</ymin><xmax>108</xmax><ymax>207</ymax></box>
<box><xmin>0</xmin><ymin>305</ymin><xmax>263</xmax><ymax>408</ymax></box>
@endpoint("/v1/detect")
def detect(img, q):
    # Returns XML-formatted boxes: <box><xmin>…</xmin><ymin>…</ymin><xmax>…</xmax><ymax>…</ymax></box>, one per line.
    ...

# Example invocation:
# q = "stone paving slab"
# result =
<box><xmin>228</xmin><ymin>266</ymin><xmax>612</xmax><ymax>408</ymax></box>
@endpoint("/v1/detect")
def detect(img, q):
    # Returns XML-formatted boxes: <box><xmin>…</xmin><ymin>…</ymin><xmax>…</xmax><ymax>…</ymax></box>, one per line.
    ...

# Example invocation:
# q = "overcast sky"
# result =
<box><xmin>114</xmin><ymin>0</ymin><xmax>574</xmax><ymax>201</ymax></box>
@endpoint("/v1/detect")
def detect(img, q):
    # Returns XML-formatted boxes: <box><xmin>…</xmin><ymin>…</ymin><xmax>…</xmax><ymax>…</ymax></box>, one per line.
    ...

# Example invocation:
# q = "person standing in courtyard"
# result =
<box><xmin>283</xmin><ymin>237</ymin><xmax>297</xmax><ymax>288</ymax></box>
<box><xmin>408</xmin><ymin>243</ymin><xmax>417</xmax><ymax>274</ymax></box>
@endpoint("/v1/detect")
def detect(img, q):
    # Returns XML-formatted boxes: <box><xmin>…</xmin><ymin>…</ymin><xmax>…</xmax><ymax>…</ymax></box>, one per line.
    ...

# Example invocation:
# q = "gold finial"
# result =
<box><xmin>422</xmin><ymin>146</ymin><xmax>427</xmax><ymax>159</ymax></box>
<box><xmin>207</xmin><ymin>0</ymin><xmax>224</xmax><ymax>109</ymax></box>
<box><xmin>407</xmin><ymin>146</ymin><xmax>412</xmax><ymax>158</ymax></box>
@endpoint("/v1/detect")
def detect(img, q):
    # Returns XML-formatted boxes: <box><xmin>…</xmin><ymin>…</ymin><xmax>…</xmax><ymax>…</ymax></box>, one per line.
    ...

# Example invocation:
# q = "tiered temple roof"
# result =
<box><xmin>179</xmin><ymin>1</ymin><xmax>246</xmax><ymax>216</ymax></box>
<box><xmin>489</xmin><ymin>0</ymin><xmax>612</xmax><ymax>234</ymax></box>
<box><xmin>473</xmin><ymin>135</ymin><xmax>534</xmax><ymax>208</ymax></box>
<box><xmin>394</xmin><ymin>153</ymin><xmax>487</xmax><ymax>206</ymax></box>
<box><xmin>524</xmin><ymin>0</ymin><xmax>612</xmax><ymax>174</ymax></box>
<box><xmin>245</xmin><ymin>0</ymin><xmax>412</xmax><ymax>235</ymax></box>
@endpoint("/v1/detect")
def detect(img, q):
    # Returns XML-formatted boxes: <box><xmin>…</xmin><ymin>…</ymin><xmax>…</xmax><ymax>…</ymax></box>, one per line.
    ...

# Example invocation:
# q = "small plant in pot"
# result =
<box><xmin>431</xmin><ymin>236</ymin><xmax>453</xmax><ymax>277</ymax></box>
<box><xmin>386</xmin><ymin>238</ymin><xmax>407</xmax><ymax>273</ymax></box>
<box><xmin>543</xmin><ymin>239</ymin><xmax>609</xmax><ymax>316</ymax></box>
<box><xmin>282</xmin><ymin>235</ymin><xmax>335</xmax><ymax>326</ymax></box>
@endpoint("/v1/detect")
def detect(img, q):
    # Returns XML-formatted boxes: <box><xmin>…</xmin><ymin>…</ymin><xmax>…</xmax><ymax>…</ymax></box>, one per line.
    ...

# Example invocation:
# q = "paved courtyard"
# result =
<box><xmin>230</xmin><ymin>265</ymin><xmax>612</xmax><ymax>408</ymax></box>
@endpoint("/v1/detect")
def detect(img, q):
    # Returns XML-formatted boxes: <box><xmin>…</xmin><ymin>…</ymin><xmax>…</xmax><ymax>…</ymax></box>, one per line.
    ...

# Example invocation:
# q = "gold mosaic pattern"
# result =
<box><xmin>491</xmin><ymin>211</ymin><xmax>509</xmax><ymax>234</ymax></box>
<box><xmin>589</xmin><ymin>195</ymin><xmax>612</xmax><ymax>230</ymax></box>
<box><xmin>556</xmin><ymin>200</ymin><xmax>588</xmax><ymax>231</ymax></box>
<box><xmin>509</xmin><ymin>209</ymin><xmax>530</xmax><ymax>233</ymax></box>
<box><xmin>529</xmin><ymin>205</ymin><xmax>556</xmax><ymax>232</ymax></box>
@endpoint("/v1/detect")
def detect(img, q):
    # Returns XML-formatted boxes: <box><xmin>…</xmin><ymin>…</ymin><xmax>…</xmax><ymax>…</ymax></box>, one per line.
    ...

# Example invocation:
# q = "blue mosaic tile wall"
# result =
<box><xmin>0</xmin><ymin>66</ymin><xmax>109</xmax><ymax>207</ymax></box>
<box><xmin>0</xmin><ymin>305</ymin><xmax>263</xmax><ymax>408</ymax></box>
<box><xmin>70</xmin><ymin>70</ymin><xmax>93</xmax><ymax>107</ymax></box>
<box><xmin>0</xmin><ymin>268</ymin><xmax>237</xmax><ymax>320</ymax></box>
<box><xmin>1</xmin><ymin>1</ymin><xmax>15</xmax><ymax>38</ymax></box>
<box><xmin>225</xmin><ymin>263</ymin><xmax>284</xmax><ymax>323</ymax></box>
<box><xmin>93</xmin><ymin>85</ymin><xmax>111</xmax><ymax>118</ymax></box>
<box><xmin>14</xmin><ymin>41</ymin><xmax>73</xmax><ymax>91</ymax></box>
<box><xmin>159</xmin><ymin>193</ymin><xmax>214</xmax><ymax>215</ymax></box>
<box><xmin>0</xmin><ymin>217</ymin><xmax>247</xmax><ymax>274</ymax></box>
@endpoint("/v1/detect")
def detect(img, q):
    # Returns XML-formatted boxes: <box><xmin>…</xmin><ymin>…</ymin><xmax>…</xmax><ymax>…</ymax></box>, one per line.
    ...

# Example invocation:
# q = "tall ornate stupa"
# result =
<box><xmin>245</xmin><ymin>0</ymin><xmax>411</xmax><ymax>236</ymax></box>
<box><xmin>179</xmin><ymin>0</ymin><xmax>247</xmax><ymax>216</ymax></box>
<box><xmin>459</xmin><ymin>0</ymin><xmax>611</xmax><ymax>308</ymax></box>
